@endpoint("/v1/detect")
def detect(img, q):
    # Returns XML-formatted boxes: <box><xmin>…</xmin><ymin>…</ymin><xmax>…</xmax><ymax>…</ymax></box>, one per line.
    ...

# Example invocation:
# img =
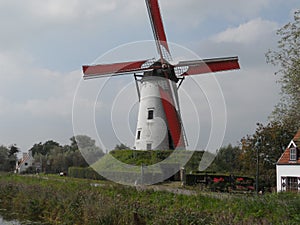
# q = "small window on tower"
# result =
<box><xmin>290</xmin><ymin>148</ymin><xmax>297</xmax><ymax>161</ymax></box>
<box><xmin>148</xmin><ymin>109</ymin><xmax>154</xmax><ymax>120</ymax></box>
<box><xmin>137</xmin><ymin>130</ymin><xmax>141</xmax><ymax>140</ymax></box>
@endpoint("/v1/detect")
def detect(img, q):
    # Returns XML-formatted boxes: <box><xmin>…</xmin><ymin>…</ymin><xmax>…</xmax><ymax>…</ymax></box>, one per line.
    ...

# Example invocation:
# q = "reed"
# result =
<box><xmin>0</xmin><ymin>174</ymin><xmax>299</xmax><ymax>225</ymax></box>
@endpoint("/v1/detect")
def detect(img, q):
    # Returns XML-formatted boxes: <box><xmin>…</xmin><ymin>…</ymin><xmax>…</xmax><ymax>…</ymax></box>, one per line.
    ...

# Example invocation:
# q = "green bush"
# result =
<box><xmin>68</xmin><ymin>167</ymin><xmax>105</xmax><ymax>180</ymax></box>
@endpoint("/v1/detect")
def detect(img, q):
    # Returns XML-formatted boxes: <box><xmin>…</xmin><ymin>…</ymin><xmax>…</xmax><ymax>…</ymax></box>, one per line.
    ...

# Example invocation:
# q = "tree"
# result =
<box><xmin>8</xmin><ymin>144</ymin><xmax>19</xmax><ymax>156</ymax></box>
<box><xmin>66</xmin><ymin>150</ymin><xmax>89</xmax><ymax>168</ymax></box>
<box><xmin>210</xmin><ymin>144</ymin><xmax>243</xmax><ymax>174</ymax></box>
<box><xmin>240</xmin><ymin>122</ymin><xmax>294</xmax><ymax>189</ymax></box>
<box><xmin>113</xmin><ymin>143</ymin><xmax>130</xmax><ymax>150</ymax></box>
<box><xmin>73</xmin><ymin>135</ymin><xmax>96</xmax><ymax>149</ymax></box>
<box><xmin>266</xmin><ymin>10</ymin><xmax>300</xmax><ymax>130</ymax></box>
<box><xmin>46</xmin><ymin>146</ymin><xmax>64</xmax><ymax>173</ymax></box>
<box><xmin>0</xmin><ymin>146</ymin><xmax>10</xmax><ymax>171</ymax></box>
<box><xmin>30</xmin><ymin>143</ymin><xmax>44</xmax><ymax>157</ymax></box>
<box><xmin>74</xmin><ymin>135</ymin><xmax>104</xmax><ymax>164</ymax></box>
<box><xmin>0</xmin><ymin>145</ymin><xmax>18</xmax><ymax>172</ymax></box>
<box><xmin>30</xmin><ymin>140</ymin><xmax>61</xmax><ymax>157</ymax></box>
<box><xmin>31</xmin><ymin>135</ymin><xmax>104</xmax><ymax>173</ymax></box>
<box><xmin>8</xmin><ymin>144</ymin><xmax>19</xmax><ymax>171</ymax></box>
<box><xmin>69</xmin><ymin>136</ymin><xmax>79</xmax><ymax>151</ymax></box>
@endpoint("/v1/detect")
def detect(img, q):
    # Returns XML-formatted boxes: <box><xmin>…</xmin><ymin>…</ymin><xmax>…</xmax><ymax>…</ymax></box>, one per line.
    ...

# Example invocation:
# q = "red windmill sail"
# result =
<box><xmin>145</xmin><ymin>0</ymin><xmax>171</xmax><ymax>62</ymax></box>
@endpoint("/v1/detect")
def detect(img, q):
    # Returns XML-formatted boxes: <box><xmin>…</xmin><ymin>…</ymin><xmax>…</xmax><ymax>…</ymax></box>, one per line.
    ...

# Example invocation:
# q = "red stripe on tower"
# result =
<box><xmin>159</xmin><ymin>87</ymin><xmax>185</xmax><ymax>149</ymax></box>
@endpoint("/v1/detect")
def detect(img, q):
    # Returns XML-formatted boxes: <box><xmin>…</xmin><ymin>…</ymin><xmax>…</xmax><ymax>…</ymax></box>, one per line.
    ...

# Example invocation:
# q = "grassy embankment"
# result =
<box><xmin>0</xmin><ymin>173</ymin><xmax>300</xmax><ymax>225</ymax></box>
<box><xmin>70</xmin><ymin>150</ymin><xmax>211</xmax><ymax>185</ymax></box>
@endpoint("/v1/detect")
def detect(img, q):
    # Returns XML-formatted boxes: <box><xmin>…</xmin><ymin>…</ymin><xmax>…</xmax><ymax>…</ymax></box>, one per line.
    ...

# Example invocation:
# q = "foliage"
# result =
<box><xmin>73</xmin><ymin>135</ymin><xmax>105</xmax><ymax>165</ymax></box>
<box><xmin>266</xmin><ymin>10</ymin><xmax>300</xmax><ymax>129</ymax></box>
<box><xmin>31</xmin><ymin>135</ymin><xmax>104</xmax><ymax>174</ymax></box>
<box><xmin>0</xmin><ymin>146</ymin><xmax>10</xmax><ymax>171</ymax></box>
<box><xmin>0</xmin><ymin>174</ymin><xmax>300</xmax><ymax>224</ymax></box>
<box><xmin>8</xmin><ymin>144</ymin><xmax>20</xmax><ymax>156</ymax></box>
<box><xmin>208</xmin><ymin>144</ymin><xmax>243</xmax><ymax>174</ymax></box>
<box><xmin>240</xmin><ymin>122</ymin><xmax>295</xmax><ymax>189</ymax></box>
<box><xmin>33</xmin><ymin>146</ymin><xmax>89</xmax><ymax>174</ymax></box>
<box><xmin>113</xmin><ymin>143</ymin><xmax>130</xmax><ymax>150</ymax></box>
<box><xmin>68</xmin><ymin>167</ymin><xmax>105</xmax><ymax>180</ymax></box>
<box><xmin>30</xmin><ymin>140</ymin><xmax>61</xmax><ymax>157</ymax></box>
<box><xmin>74</xmin><ymin>135</ymin><xmax>97</xmax><ymax>149</ymax></box>
<box><xmin>0</xmin><ymin>145</ymin><xmax>18</xmax><ymax>172</ymax></box>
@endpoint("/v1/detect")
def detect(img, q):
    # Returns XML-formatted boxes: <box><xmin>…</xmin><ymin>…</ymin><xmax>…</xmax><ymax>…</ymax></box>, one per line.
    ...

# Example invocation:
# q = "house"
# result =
<box><xmin>15</xmin><ymin>150</ymin><xmax>35</xmax><ymax>174</ymax></box>
<box><xmin>276</xmin><ymin>129</ymin><xmax>300</xmax><ymax>192</ymax></box>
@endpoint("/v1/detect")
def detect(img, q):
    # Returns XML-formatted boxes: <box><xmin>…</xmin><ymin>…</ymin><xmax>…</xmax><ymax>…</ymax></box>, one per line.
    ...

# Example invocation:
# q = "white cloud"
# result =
<box><xmin>25</xmin><ymin>0</ymin><xmax>118</xmax><ymax>23</ymax></box>
<box><xmin>0</xmin><ymin>1</ymin><xmax>121</xmax><ymax>49</ymax></box>
<box><xmin>0</xmin><ymin>0</ymin><xmax>142</xmax><ymax>28</ymax></box>
<box><xmin>0</xmin><ymin>49</ymin><xmax>80</xmax><ymax>117</ymax></box>
<box><xmin>162</xmin><ymin>0</ymin><xmax>272</xmax><ymax>27</ymax></box>
<box><xmin>212</xmin><ymin>18</ymin><xmax>279</xmax><ymax>44</ymax></box>
<box><xmin>0</xmin><ymin>51</ymin><xmax>34</xmax><ymax>79</ymax></box>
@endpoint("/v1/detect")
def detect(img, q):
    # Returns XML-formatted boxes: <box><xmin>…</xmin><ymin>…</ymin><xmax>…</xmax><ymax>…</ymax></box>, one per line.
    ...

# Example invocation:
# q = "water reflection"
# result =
<box><xmin>0</xmin><ymin>209</ymin><xmax>39</xmax><ymax>225</ymax></box>
<box><xmin>0</xmin><ymin>215</ymin><xmax>21</xmax><ymax>225</ymax></box>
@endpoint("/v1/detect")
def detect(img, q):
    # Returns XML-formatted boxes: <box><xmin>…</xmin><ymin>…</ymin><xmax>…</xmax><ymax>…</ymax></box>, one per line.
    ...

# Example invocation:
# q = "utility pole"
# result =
<box><xmin>255</xmin><ymin>137</ymin><xmax>261</xmax><ymax>194</ymax></box>
<box><xmin>256</xmin><ymin>147</ymin><xmax>259</xmax><ymax>194</ymax></box>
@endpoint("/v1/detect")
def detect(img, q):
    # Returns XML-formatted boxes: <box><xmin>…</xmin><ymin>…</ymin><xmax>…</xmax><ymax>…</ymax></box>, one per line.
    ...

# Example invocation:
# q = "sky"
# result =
<box><xmin>0</xmin><ymin>0</ymin><xmax>299</xmax><ymax>153</ymax></box>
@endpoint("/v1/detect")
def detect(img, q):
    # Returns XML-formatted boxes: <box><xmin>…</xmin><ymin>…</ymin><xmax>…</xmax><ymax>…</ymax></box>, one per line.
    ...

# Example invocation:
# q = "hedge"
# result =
<box><xmin>68</xmin><ymin>167</ymin><xmax>105</xmax><ymax>180</ymax></box>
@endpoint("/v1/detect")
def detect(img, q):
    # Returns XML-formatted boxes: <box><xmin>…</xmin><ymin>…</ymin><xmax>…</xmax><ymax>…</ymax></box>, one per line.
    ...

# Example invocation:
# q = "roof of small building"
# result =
<box><xmin>277</xmin><ymin>129</ymin><xmax>300</xmax><ymax>165</ymax></box>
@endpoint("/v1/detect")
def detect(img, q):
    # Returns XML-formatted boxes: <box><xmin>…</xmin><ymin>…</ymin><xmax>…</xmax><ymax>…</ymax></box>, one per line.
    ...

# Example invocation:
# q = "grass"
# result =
<box><xmin>0</xmin><ymin>173</ymin><xmax>300</xmax><ymax>224</ymax></box>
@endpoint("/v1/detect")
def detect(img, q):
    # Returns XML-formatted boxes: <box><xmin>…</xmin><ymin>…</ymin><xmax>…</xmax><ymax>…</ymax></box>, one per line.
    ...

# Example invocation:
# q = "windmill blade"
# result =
<box><xmin>174</xmin><ymin>56</ymin><xmax>240</xmax><ymax>76</ymax></box>
<box><xmin>82</xmin><ymin>59</ymin><xmax>155</xmax><ymax>79</ymax></box>
<box><xmin>159</xmin><ymin>87</ymin><xmax>185</xmax><ymax>149</ymax></box>
<box><xmin>145</xmin><ymin>0</ymin><xmax>172</xmax><ymax>62</ymax></box>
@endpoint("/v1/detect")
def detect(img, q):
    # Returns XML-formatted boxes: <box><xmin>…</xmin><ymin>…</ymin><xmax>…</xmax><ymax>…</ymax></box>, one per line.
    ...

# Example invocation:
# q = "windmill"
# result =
<box><xmin>82</xmin><ymin>0</ymin><xmax>240</xmax><ymax>151</ymax></box>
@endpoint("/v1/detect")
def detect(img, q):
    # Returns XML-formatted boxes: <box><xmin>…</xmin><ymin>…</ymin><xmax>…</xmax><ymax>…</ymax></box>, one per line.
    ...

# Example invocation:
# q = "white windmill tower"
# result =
<box><xmin>82</xmin><ymin>0</ymin><xmax>240</xmax><ymax>150</ymax></box>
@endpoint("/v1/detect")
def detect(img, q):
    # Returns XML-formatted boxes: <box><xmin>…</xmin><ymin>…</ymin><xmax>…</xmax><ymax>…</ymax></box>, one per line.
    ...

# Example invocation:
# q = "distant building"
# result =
<box><xmin>276</xmin><ymin>129</ymin><xmax>300</xmax><ymax>192</ymax></box>
<box><xmin>15</xmin><ymin>150</ymin><xmax>35</xmax><ymax>174</ymax></box>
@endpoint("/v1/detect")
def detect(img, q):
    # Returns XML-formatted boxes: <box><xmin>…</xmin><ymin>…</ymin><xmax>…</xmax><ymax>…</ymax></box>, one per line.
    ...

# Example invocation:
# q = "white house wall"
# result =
<box><xmin>276</xmin><ymin>165</ymin><xmax>300</xmax><ymax>192</ymax></box>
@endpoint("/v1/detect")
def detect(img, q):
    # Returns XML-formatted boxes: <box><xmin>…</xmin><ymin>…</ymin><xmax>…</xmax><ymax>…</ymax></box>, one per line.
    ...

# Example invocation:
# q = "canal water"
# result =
<box><xmin>0</xmin><ymin>212</ymin><xmax>47</xmax><ymax>225</ymax></box>
<box><xmin>0</xmin><ymin>215</ymin><xmax>21</xmax><ymax>225</ymax></box>
<box><xmin>0</xmin><ymin>209</ymin><xmax>41</xmax><ymax>225</ymax></box>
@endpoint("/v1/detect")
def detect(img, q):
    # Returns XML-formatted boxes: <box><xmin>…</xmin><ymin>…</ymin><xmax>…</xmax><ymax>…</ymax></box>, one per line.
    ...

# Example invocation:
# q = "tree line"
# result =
<box><xmin>0</xmin><ymin>135</ymin><xmax>105</xmax><ymax>174</ymax></box>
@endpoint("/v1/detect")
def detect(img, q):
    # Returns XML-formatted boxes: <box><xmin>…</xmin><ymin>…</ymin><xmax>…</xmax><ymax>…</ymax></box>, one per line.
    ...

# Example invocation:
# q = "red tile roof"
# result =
<box><xmin>277</xmin><ymin>148</ymin><xmax>300</xmax><ymax>165</ymax></box>
<box><xmin>277</xmin><ymin>129</ymin><xmax>300</xmax><ymax>165</ymax></box>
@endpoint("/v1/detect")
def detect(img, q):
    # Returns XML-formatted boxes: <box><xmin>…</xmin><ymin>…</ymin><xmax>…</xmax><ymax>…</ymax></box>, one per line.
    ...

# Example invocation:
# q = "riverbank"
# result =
<box><xmin>0</xmin><ymin>173</ymin><xmax>299</xmax><ymax>224</ymax></box>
